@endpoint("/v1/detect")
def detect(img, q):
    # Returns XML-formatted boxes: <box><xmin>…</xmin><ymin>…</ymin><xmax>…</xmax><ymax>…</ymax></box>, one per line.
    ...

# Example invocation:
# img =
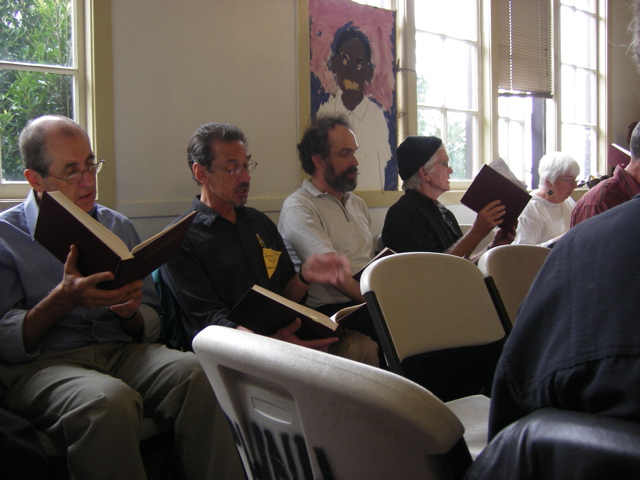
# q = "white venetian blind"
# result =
<box><xmin>496</xmin><ymin>0</ymin><xmax>553</xmax><ymax>97</ymax></box>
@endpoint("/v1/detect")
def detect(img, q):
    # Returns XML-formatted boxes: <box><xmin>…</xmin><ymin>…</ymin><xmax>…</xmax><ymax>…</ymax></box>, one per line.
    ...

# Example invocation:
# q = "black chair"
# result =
<box><xmin>464</xmin><ymin>408</ymin><xmax>640</xmax><ymax>480</ymax></box>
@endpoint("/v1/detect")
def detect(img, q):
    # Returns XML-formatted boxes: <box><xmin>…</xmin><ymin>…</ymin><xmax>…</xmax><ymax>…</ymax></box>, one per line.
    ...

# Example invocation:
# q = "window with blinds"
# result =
<box><xmin>496</xmin><ymin>0</ymin><xmax>553</xmax><ymax>98</ymax></box>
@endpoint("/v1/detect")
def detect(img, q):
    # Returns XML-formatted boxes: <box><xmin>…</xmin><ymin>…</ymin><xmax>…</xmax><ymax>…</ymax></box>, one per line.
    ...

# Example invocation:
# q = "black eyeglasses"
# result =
<box><xmin>41</xmin><ymin>158</ymin><xmax>105</xmax><ymax>185</ymax></box>
<box><xmin>208</xmin><ymin>161</ymin><xmax>258</xmax><ymax>177</ymax></box>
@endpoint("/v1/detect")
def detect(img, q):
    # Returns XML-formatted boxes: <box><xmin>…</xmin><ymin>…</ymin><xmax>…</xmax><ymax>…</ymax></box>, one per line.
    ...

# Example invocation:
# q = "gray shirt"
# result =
<box><xmin>278</xmin><ymin>180</ymin><xmax>374</xmax><ymax>308</ymax></box>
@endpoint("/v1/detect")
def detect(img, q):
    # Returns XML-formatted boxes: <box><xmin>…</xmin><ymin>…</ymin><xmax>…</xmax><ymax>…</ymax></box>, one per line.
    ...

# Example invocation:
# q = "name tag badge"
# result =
<box><xmin>257</xmin><ymin>234</ymin><xmax>280</xmax><ymax>278</ymax></box>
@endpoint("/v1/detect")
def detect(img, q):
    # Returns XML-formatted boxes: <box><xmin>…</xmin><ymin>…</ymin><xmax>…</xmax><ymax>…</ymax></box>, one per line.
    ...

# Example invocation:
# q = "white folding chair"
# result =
<box><xmin>193</xmin><ymin>325</ymin><xmax>474</xmax><ymax>480</ymax></box>
<box><xmin>478</xmin><ymin>244</ymin><xmax>550</xmax><ymax>326</ymax></box>
<box><xmin>360</xmin><ymin>252</ymin><xmax>507</xmax><ymax>458</ymax></box>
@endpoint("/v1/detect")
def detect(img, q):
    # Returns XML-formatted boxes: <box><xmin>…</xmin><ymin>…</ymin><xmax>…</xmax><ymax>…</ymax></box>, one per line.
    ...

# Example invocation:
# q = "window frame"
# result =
<box><xmin>0</xmin><ymin>0</ymin><xmax>115</xmax><ymax>209</ymax></box>
<box><xmin>348</xmin><ymin>0</ymin><xmax>607</xmax><ymax>205</ymax></box>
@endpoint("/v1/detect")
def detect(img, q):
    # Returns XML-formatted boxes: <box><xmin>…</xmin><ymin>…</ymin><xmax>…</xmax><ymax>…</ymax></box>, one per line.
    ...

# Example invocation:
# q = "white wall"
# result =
<box><xmin>109</xmin><ymin>0</ymin><xmax>640</xmax><ymax>240</ymax></box>
<box><xmin>111</xmin><ymin>0</ymin><xmax>302</xmax><ymax>238</ymax></box>
<box><xmin>609</xmin><ymin>1</ymin><xmax>640</xmax><ymax>148</ymax></box>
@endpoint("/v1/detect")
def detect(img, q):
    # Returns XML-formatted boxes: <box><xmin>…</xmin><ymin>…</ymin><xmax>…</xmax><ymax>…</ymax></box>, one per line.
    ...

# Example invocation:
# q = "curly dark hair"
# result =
<box><xmin>297</xmin><ymin>114</ymin><xmax>351</xmax><ymax>175</ymax></box>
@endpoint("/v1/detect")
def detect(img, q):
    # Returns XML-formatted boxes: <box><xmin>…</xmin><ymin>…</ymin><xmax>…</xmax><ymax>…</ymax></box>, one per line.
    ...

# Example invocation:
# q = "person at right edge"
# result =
<box><xmin>487</xmin><ymin>0</ymin><xmax>640</xmax><ymax>451</ymax></box>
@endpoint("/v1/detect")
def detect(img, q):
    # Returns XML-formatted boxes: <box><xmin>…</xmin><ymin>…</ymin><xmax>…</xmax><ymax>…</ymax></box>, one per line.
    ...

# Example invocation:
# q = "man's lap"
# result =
<box><xmin>0</xmin><ymin>342</ymin><xmax>201</xmax><ymax>424</ymax></box>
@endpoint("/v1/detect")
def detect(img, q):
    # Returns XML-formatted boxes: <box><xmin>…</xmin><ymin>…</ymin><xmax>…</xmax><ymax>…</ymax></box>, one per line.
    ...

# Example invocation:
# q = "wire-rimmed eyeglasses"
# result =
<box><xmin>40</xmin><ymin>158</ymin><xmax>105</xmax><ymax>185</ymax></box>
<box><xmin>208</xmin><ymin>161</ymin><xmax>258</xmax><ymax>177</ymax></box>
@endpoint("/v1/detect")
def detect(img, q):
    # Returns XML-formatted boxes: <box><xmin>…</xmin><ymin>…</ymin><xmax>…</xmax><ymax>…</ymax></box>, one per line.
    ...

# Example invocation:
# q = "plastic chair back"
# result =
<box><xmin>193</xmin><ymin>325</ymin><xmax>473</xmax><ymax>480</ymax></box>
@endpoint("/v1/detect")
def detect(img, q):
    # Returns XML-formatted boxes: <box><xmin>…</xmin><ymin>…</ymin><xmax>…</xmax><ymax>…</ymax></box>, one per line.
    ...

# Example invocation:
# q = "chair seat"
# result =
<box><xmin>446</xmin><ymin>394</ymin><xmax>491</xmax><ymax>460</ymax></box>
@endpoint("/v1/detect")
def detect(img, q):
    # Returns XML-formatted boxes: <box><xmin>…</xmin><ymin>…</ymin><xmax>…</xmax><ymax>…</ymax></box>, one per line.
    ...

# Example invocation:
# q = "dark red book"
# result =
<box><xmin>460</xmin><ymin>165</ymin><xmax>531</xmax><ymax>231</ymax></box>
<box><xmin>35</xmin><ymin>191</ymin><xmax>195</xmax><ymax>289</ymax></box>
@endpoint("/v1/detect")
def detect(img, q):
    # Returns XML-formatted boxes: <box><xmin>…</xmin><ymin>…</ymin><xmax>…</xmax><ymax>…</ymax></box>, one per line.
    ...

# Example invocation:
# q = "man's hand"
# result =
<box><xmin>299</xmin><ymin>252</ymin><xmax>352</xmax><ymax>286</ymax></box>
<box><xmin>491</xmin><ymin>221</ymin><xmax>517</xmax><ymax>248</ymax></box>
<box><xmin>271</xmin><ymin>318</ymin><xmax>339</xmax><ymax>352</ymax></box>
<box><xmin>23</xmin><ymin>245</ymin><xmax>146</xmax><ymax>350</ymax></box>
<box><xmin>60</xmin><ymin>245</ymin><xmax>143</xmax><ymax>312</ymax></box>
<box><xmin>471</xmin><ymin>200</ymin><xmax>506</xmax><ymax>237</ymax></box>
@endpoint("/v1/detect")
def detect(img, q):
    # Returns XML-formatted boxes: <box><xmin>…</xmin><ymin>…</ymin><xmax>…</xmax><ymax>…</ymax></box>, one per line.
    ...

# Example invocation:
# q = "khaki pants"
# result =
<box><xmin>0</xmin><ymin>342</ymin><xmax>244</xmax><ymax>480</ymax></box>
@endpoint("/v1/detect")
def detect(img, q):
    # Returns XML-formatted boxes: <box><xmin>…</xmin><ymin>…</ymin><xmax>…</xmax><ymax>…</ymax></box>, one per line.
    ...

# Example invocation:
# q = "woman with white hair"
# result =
<box><xmin>514</xmin><ymin>152</ymin><xmax>580</xmax><ymax>246</ymax></box>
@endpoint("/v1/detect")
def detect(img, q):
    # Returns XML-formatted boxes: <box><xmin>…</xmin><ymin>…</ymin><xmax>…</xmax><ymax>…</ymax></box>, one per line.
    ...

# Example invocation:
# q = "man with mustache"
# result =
<box><xmin>279</xmin><ymin>114</ymin><xmax>376</xmax><ymax>327</ymax></box>
<box><xmin>159</xmin><ymin>122</ymin><xmax>378</xmax><ymax>365</ymax></box>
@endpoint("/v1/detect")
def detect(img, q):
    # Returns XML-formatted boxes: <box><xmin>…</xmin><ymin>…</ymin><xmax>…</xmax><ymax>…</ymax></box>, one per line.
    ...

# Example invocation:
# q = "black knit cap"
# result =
<box><xmin>396</xmin><ymin>136</ymin><xmax>443</xmax><ymax>181</ymax></box>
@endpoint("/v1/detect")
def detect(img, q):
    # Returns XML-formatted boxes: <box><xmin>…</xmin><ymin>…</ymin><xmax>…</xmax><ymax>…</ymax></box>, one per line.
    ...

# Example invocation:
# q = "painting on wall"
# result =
<box><xmin>309</xmin><ymin>0</ymin><xmax>397</xmax><ymax>191</ymax></box>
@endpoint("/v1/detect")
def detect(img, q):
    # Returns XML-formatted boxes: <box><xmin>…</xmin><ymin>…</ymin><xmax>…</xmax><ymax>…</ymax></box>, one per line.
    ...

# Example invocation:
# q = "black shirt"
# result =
<box><xmin>382</xmin><ymin>188</ymin><xmax>463</xmax><ymax>253</ymax></box>
<box><xmin>161</xmin><ymin>196</ymin><xmax>296</xmax><ymax>345</ymax></box>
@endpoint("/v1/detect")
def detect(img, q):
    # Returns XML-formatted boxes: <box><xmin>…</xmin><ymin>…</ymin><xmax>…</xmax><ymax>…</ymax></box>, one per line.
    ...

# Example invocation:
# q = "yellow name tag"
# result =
<box><xmin>262</xmin><ymin>247</ymin><xmax>281</xmax><ymax>279</ymax></box>
<box><xmin>257</xmin><ymin>234</ymin><xmax>280</xmax><ymax>279</ymax></box>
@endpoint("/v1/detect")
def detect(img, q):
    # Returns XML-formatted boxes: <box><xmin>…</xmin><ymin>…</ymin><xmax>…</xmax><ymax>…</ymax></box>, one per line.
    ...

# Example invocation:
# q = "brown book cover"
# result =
<box><xmin>608</xmin><ymin>143</ymin><xmax>630</xmax><ymax>167</ymax></box>
<box><xmin>460</xmin><ymin>165</ymin><xmax>531</xmax><ymax>231</ymax></box>
<box><xmin>352</xmin><ymin>247</ymin><xmax>396</xmax><ymax>282</ymax></box>
<box><xmin>35</xmin><ymin>191</ymin><xmax>195</xmax><ymax>289</ymax></box>
<box><xmin>227</xmin><ymin>285</ymin><xmax>366</xmax><ymax>340</ymax></box>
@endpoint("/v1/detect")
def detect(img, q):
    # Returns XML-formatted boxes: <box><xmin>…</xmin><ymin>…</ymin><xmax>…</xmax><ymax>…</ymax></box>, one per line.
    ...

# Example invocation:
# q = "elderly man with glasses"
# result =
<box><xmin>158</xmin><ymin>121</ymin><xmax>378</xmax><ymax>366</ymax></box>
<box><xmin>382</xmin><ymin>135</ymin><xmax>515</xmax><ymax>262</ymax></box>
<box><xmin>0</xmin><ymin>115</ymin><xmax>243</xmax><ymax>480</ymax></box>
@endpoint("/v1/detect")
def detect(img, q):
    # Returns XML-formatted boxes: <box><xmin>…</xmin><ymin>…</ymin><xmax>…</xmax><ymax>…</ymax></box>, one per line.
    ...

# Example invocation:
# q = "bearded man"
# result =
<box><xmin>278</xmin><ymin>114</ymin><xmax>374</xmax><ymax>316</ymax></box>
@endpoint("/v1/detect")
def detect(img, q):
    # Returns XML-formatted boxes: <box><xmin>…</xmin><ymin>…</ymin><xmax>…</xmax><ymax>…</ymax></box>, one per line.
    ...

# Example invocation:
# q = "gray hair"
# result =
<box><xmin>187</xmin><ymin>122</ymin><xmax>247</xmax><ymax>185</ymax></box>
<box><xmin>630</xmin><ymin>122</ymin><xmax>640</xmax><ymax>161</ymax></box>
<box><xmin>538</xmin><ymin>152</ymin><xmax>580</xmax><ymax>187</ymax></box>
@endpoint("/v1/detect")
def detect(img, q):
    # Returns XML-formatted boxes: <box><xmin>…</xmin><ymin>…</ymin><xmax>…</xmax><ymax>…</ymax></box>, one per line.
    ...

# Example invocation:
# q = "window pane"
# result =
<box><xmin>561</xmin><ymin>65</ymin><xmax>577</xmax><ymax>124</ymax></box>
<box><xmin>561</xmin><ymin>124</ymin><xmax>598</xmax><ymax>177</ymax></box>
<box><xmin>446</xmin><ymin>111</ymin><xmax>475</xmax><ymax>179</ymax></box>
<box><xmin>0</xmin><ymin>71</ymin><xmax>73</xmax><ymax>182</ymax></box>
<box><xmin>417</xmin><ymin>107</ymin><xmax>443</xmax><ymax>138</ymax></box>
<box><xmin>563</xmin><ymin>0</ymin><xmax>596</xmax><ymax>14</ymax></box>
<box><xmin>574</xmin><ymin>68</ymin><xmax>596</xmax><ymax>124</ymax></box>
<box><xmin>0</xmin><ymin>0</ymin><xmax>75</xmax><ymax>183</ymax></box>
<box><xmin>498</xmin><ymin>96</ymin><xmax>533</xmax><ymax>187</ymax></box>
<box><xmin>0</xmin><ymin>0</ymin><xmax>73</xmax><ymax>67</ymax></box>
<box><xmin>444</xmin><ymin>39</ymin><xmax>476</xmax><ymax>110</ymax></box>
<box><xmin>415</xmin><ymin>0</ymin><xmax>477</xmax><ymax>42</ymax></box>
<box><xmin>561</xmin><ymin>65</ymin><xmax>596</xmax><ymax>126</ymax></box>
<box><xmin>416</xmin><ymin>32</ymin><xmax>445</xmax><ymax>106</ymax></box>
<box><xmin>561</xmin><ymin>6</ymin><xmax>596</xmax><ymax>69</ymax></box>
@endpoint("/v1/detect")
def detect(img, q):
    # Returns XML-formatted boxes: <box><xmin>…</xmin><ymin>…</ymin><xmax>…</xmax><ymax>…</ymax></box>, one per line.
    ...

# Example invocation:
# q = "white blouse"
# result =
<box><xmin>513</xmin><ymin>194</ymin><xmax>575</xmax><ymax>246</ymax></box>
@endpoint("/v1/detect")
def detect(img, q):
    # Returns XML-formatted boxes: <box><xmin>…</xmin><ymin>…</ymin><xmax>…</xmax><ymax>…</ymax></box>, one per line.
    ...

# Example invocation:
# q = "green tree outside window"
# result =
<box><xmin>0</xmin><ymin>0</ymin><xmax>73</xmax><ymax>182</ymax></box>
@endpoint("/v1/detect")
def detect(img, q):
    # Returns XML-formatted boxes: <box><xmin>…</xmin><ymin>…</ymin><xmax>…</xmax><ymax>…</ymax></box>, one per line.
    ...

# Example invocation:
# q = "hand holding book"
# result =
<box><xmin>268</xmin><ymin>317</ymin><xmax>339</xmax><ymax>352</ymax></box>
<box><xmin>227</xmin><ymin>285</ymin><xmax>367</xmax><ymax>341</ymax></box>
<box><xmin>460</xmin><ymin>161</ymin><xmax>531</xmax><ymax>231</ymax></box>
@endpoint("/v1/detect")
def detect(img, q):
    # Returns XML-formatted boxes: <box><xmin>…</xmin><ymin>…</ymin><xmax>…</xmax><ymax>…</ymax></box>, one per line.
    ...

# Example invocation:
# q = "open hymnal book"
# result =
<box><xmin>460</xmin><ymin>159</ymin><xmax>531</xmax><ymax>231</ymax></box>
<box><xmin>227</xmin><ymin>285</ymin><xmax>366</xmax><ymax>340</ymax></box>
<box><xmin>35</xmin><ymin>190</ymin><xmax>195</xmax><ymax>289</ymax></box>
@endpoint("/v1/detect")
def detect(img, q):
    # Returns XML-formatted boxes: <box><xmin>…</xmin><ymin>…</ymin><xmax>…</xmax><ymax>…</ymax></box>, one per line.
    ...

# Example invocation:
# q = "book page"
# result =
<box><xmin>488</xmin><ymin>158</ymin><xmax>527</xmax><ymax>190</ymax></box>
<box><xmin>331</xmin><ymin>303</ymin><xmax>365</xmax><ymax>322</ymax></box>
<box><xmin>252</xmin><ymin>285</ymin><xmax>336</xmax><ymax>327</ymax></box>
<box><xmin>131</xmin><ymin>211</ymin><xmax>196</xmax><ymax>254</ymax></box>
